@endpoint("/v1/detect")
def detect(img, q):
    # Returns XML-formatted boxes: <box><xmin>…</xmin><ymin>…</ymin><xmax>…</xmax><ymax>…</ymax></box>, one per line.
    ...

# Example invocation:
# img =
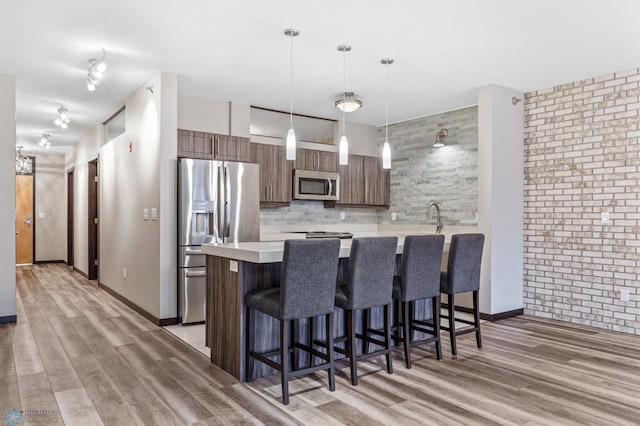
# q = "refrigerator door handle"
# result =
<box><xmin>216</xmin><ymin>165</ymin><xmax>225</xmax><ymax>242</ymax></box>
<box><xmin>224</xmin><ymin>164</ymin><xmax>231</xmax><ymax>238</ymax></box>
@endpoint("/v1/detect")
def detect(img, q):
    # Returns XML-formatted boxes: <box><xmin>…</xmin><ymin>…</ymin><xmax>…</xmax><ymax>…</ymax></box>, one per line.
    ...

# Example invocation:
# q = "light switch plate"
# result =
<box><xmin>601</xmin><ymin>211</ymin><xmax>609</xmax><ymax>224</ymax></box>
<box><xmin>391</xmin><ymin>212</ymin><xmax>397</xmax><ymax>222</ymax></box>
<box><xmin>38</xmin><ymin>212</ymin><xmax>46</xmax><ymax>219</ymax></box>
<box><xmin>151</xmin><ymin>208</ymin><xmax>157</xmax><ymax>221</ymax></box>
<box><xmin>229</xmin><ymin>260</ymin><xmax>238</xmax><ymax>272</ymax></box>
<box><xmin>143</xmin><ymin>209</ymin><xmax>149</xmax><ymax>220</ymax></box>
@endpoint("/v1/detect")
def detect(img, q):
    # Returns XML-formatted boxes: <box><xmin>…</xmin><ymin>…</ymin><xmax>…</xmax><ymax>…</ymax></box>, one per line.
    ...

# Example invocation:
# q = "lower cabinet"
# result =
<box><xmin>251</xmin><ymin>143</ymin><xmax>292</xmax><ymax>206</ymax></box>
<box><xmin>334</xmin><ymin>154</ymin><xmax>389</xmax><ymax>208</ymax></box>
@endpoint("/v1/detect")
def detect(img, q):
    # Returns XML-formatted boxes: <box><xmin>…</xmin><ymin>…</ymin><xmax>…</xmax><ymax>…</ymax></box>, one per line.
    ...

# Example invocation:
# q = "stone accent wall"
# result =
<box><xmin>378</xmin><ymin>106</ymin><xmax>478</xmax><ymax>226</ymax></box>
<box><xmin>524</xmin><ymin>68</ymin><xmax>640</xmax><ymax>335</ymax></box>
<box><xmin>260</xmin><ymin>200</ymin><xmax>379</xmax><ymax>226</ymax></box>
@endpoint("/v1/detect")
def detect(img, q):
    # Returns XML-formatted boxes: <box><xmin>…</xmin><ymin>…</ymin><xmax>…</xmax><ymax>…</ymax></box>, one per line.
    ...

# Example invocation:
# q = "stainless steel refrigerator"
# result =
<box><xmin>178</xmin><ymin>158</ymin><xmax>260</xmax><ymax>324</ymax></box>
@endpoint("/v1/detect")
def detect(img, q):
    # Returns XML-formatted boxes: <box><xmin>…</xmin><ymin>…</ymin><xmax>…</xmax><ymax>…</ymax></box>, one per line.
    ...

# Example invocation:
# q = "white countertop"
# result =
<box><xmin>201</xmin><ymin>232</ymin><xmax>455</xmax><ymax>264</ymax></box>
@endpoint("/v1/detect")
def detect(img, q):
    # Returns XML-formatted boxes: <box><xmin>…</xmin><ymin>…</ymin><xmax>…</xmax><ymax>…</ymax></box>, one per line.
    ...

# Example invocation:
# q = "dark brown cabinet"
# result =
<box><xmin>178</xmin><ymin>129</ymin><xmax>251</xmax><ymax>162</ymax></box>
<box><xmin>333</xmin><ymin>154</ymin><xmax>389</xmax><ymax>208</ymax></box>
<box><xmin>294</xmin><ymin>148</ymin><xmax>337</xmax><ymax>172</ymax></box>
<box><xmin>251</xmin><ymin>143</ymin><xmax>293</xmax><ymax>206</ymax></box>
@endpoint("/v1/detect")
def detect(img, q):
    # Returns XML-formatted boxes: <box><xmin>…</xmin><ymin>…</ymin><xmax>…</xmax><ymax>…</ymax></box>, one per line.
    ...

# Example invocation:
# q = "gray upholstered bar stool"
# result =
<box><xmin>440</xmin><ymin>233</ymin><xmax>485</xmax><ymax>356</ymax></box>
<box><xmin>244</xmin><ymin>239</ymin><xmax>341</xmax><ymax>405</ymax></box>
<box><xmin>392</xmin><ymin>234</ymin><xmax>444</xmax><ymax>368</ymax></box>
<box><xmin>334</xmin><ymin>236</ymin><xmax>398</xmax><ymax>386</ymax></box>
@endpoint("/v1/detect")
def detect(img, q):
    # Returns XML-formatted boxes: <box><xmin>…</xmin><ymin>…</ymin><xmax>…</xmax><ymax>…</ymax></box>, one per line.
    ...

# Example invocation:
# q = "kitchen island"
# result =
<box><xmin>202</xmin><ymin>237</ymin><xmax>448</xmax><ymax>381</ymax></box>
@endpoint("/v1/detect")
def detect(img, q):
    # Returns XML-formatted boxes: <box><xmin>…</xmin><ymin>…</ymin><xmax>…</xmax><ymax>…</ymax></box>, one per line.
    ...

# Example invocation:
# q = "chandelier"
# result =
<box><xmin>15</xmin><ymin>146</ymin><xmax>32</xmax><ymax>175</ymax></box>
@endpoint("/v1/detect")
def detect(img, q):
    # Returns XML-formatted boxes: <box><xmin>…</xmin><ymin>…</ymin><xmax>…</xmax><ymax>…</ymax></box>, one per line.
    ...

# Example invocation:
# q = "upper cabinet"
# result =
<box><xmin>332</xmin><ymin>153</ymin><xmax>389</xmax><ymax>208</ymax></box>
<box><xmin>294</xmin><ymin>148</ymin><xmax>337</xmax><ymax>172</ymax></box>
<box><xmin>177</xmin><ymin>129</ymin><xmax>251</xmax><ymax>162</ymax></box>
<box><xmin>251</xmin><ymin>143</ymin><xmax>293</xmax><ymax>206</ymax></box>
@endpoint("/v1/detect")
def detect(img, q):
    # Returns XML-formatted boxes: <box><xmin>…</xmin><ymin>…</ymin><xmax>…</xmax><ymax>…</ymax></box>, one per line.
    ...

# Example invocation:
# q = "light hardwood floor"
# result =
<box><xmin>2</xmin><ymin>264</ymin><xmax>640</xmax><ymax>425</ymax></box>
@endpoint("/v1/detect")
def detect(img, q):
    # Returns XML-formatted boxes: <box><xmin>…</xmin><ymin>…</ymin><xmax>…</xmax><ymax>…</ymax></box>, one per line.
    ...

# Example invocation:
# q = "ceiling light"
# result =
<box><xmin>337</xmin><ymin>44</ymin><xmax>352</xmax><ymax>165</ymax></box>
<box><xmin>284</xmin><ymin>28</ymin><xmax>299</xmax><ymax>161</ymax></box>
<box><xmin>434</xmin><ymin>129</ymin><xmax>448</xmax><ymax>147</ymax></box>
<box><xmin>87</xmin><ymin>49</ymin><xmax>107</xmax><ymax>92</ymax></box>
<box><xmin>39</xmin><ymin>133</ymin><xmax>49</xmax><ymax>147</ymax></box>
<box><xmin>54</xmin><ymin>106</ymin><xmax>70</xmax><ymax>129</ymax></box>
<box><xmin>335</xmin><ymin>92</ymin><xmax>363</xmax><ymax>112</ymax></box>
<box><xmin>381</xmin><ymin>58</ymin><xmax>394</xmax><ymax>170</ymax></box>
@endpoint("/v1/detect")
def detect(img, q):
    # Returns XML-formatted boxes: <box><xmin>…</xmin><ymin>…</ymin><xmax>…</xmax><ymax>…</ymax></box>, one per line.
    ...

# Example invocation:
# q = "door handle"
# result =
<box><xmin>25</xmin><ymin>216</ymin><xmax>32</xmax><ymax>225</ymax></box>
<box><xmin>186</xmin><ymin>270</ymin><xmax>207</xmax><ymax>278</ymax></box>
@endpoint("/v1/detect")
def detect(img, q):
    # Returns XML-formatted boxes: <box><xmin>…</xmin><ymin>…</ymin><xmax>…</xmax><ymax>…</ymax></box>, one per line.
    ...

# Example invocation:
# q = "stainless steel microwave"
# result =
<box><xmin>293</xmin><ymin>169</ymin><xmax>339</xmax><ymax>201</ymax></box>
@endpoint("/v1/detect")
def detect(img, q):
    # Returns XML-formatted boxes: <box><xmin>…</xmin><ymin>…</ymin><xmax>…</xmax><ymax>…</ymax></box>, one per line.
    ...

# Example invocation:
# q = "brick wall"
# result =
<box><xmin>378</xmin><ymin>106</ymin><xmax>478</xmax><ymax>226</ymax></box>
<box><xmin>524</xmin><ymin>68</ymin><xmax>640</xmax><ymax>335</ymax></box>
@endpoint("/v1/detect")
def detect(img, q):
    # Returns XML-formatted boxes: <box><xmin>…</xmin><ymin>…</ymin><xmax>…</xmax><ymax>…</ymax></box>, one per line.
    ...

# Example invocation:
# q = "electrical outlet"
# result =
<box><xmin>340</xmin><ymin>211</ymin><xmax>346</xmax><ymax>221</ymax></box>
<box><xmin>230</xmin><ymin>260</ymin><xmax>238</xmax><ymax>272</ymax></box>
<box><xmin>601</xmin><ymin>211</ymin><xmax>610</xmax><ymax>224</ymax></box>
<box><xmin>621</xmin><ymin>289</ymin><xmax>630</xmax><ymax>302</ymax></box>
<box><xmin>391</xmin><ymin>212</ymin><xmax>397</xmax><ymax>222</ymax></box>
<box><xmin>143</xmin><ymin>209</ymin><xmax>149</xmax><ymax>220</ymax></box>
<box><xmin>123</xmin><ymin>268</ymin><xmax>127</xmax><ymax>279</ymax></box>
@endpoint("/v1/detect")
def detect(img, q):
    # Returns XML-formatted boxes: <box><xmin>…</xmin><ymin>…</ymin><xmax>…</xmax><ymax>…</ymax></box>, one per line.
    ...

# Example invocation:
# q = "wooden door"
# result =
<box><xmin>252</xmin><ymin>144</ymin><xmax>292</xmax><ymax>205</ymax></box>
<box><xmin>16</xmin><ymin>174</ymin><xmax>34</xmax><ymax>264</ymax></box>
<box><xmin>67</xmin><ymin>169</ymin><xmax>74</xmax><ymax>266</ymax></box>
<box><xmin>316</xmin><ymin>151</ymin><xmax>337</xmax><ymax>172</ymax></box>
<box><xmin>88</xmin><ymin>159</ymin><xmax>99</xmax><ymax>280</ymax></box>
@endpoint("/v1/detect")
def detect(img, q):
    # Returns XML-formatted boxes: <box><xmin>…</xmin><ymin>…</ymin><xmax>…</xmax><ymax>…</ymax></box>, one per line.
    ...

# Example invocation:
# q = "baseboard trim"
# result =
<box><xmin>34</xmin><ymin>259</ymin><xmax>66</xmax><ymax>264</ymax></box>
<box><xmin>443</xmin><ymin>304</ymin><xmax>524</xmax><ymax>322</ymax></box>
<box><xmin>73</xmin><ymin>267</ymin><xmax>88</xmax><ymax>279</ymax></box>
<box><xmin>97</xmin><ymin>282</ymin><xmax>178</xmax><ymax>327</ymax></box>
<box><xmin>0</xmin><ymin>315</ymin><xmax>17</xmax><ymax>325</ymax></box>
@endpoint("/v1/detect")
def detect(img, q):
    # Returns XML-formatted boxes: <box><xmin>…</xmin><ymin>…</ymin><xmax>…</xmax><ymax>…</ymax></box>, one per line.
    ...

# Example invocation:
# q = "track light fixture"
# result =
<box><xmin>54</xmin><ymin>106</ymin><xmax>70</xmax><ymax>129</ymax></box>
<box><xmin>39</xmin><ymin>133</ymin><xmax>50</xmax><ymax>149</ymax></box>
<box><xmin>87</xmin><ymin>49</ymin><xmax>108</xmax><ymax>91</ymax></box>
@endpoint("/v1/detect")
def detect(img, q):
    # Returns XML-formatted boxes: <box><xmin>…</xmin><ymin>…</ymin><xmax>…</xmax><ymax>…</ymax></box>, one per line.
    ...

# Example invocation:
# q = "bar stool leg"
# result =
<box><xmin>384</xmin><ymin>303</ymin><xmax>393</xmax><ymax>374</ymax></box>
<box><xmin>409</xmin><ymin>301</ymin><xmax>416</xmax><ymax>343</ymax></box>
<box><xmin>307</xmin><ymin>316</ymin><xmax>314</xmax><ymax>368</ymax></box>
<box><xmin>245</xmin><ymin>306</ymin><xmax>252</xmax><ymax>381</ymax></box>
<box><xmin>347</xmin><ymin>309</ymin><xmax>358</xmax><ymax>386</ymax></box>
<box><xmin>362</xmin><ymin>309</ymin><xmax>370</xmax><ymax>354</ymax></box>
<box><xmin>433</xmin><ymin>295</ymin><xmax>442</xmax><ymax>360</ymax></box>
<box><xmin>393</xmin><ymin>299</ymin><xmax>401</xmax><ymax>346</ymax></box>
<box><xmin>473</xmin><ymin>290</ymin><xmax>483</xmax><ymax>349</ymax></box>
<box><xmin>448</xmin><ymin>293</ymin><xmax>457</xmax><ymax>356</ymax></box>
<box><xmin>290</xmin><ymin>320</ymin><xmax>299</xmax><ymax>370</ymax></box>
<box><xmin>402</xmin><ymin>301</ymin><xmax>411</xmax><ymax>369</ymax></box>
<box><xmin>280</xmin><ymin>319</ymin><xmax>290</xmax><ymax>405</ymax></box>
<box><xmin>326</xmin><ymin>312</ymin><xmax>336</xmax><ymax>391</ymax></box>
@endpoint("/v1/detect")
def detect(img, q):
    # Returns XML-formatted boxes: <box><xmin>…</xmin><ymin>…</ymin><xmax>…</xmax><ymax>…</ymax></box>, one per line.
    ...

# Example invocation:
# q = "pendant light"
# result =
<box><xmin>337</xmin><ymin>45</ymin><xmax>351</xmax><ymax>165</ymax></box>
<box><xmin>381</xmin><ymin>58</ymin><xmax>394</xmax><ymax>169</ymax></box>
<box><xmin>284</xmin><ymin>28</ymin><xmax>299</xmax><ymax>161</ymax></box>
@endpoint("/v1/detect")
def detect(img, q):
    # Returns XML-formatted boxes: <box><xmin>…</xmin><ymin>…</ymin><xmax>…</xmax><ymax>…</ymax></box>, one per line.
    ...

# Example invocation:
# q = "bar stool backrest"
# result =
<box><xmin>399</xmin><ymin>235</ymin><xmax>445</xmax><ymax>301</ymax></box>
<box><xmin>344</xmin><ymin>237</ymin><xmax>398</xmax><ymax>310</ymax></box>
<box><xmin>444</xmin><ymin>233</ymin><xmax>485</xmax><ymax>294</ymax></box>
<box><xmin>280</xmin><ymin>239</ymin><xmax>341</xmax><ymax>320</ymax></box>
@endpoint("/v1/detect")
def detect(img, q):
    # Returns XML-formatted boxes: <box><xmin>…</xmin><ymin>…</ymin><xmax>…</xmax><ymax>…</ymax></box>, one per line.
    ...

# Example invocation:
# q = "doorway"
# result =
<box><xmin>88</xmin><ymin>159</ymin><xmax>99</xmax><ymax>280</ymax></box>
<box><xmin>16</xmin><ymin>157</ymin><xmax>35</xmax><ymax>265</ymax></box>
<box><xmin>67</xmin><ymin>169</ymin><xmax>74</xmax><ymax>266</ymax></box>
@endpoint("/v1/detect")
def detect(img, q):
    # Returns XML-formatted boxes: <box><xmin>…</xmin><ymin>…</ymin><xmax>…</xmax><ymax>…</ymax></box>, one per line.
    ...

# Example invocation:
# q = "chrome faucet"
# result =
<box><xmin>428</xmin><ymin>202</ymin><xmax>443</xmax><ymax>234</ymax></box>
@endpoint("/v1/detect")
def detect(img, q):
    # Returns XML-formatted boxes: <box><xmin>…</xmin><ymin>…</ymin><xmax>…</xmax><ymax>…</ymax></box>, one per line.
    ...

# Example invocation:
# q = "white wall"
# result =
<box><xmin>29</xmin><ymin>151</ymin><xmax>66</xmax><ymax>262</ymax></box>
<box><xmin>478</xmin><ymin>84</ymin><xmax>524</xmax><ymax>314</ymax></box>
<box><xmin>0</xmin><ymin>75</ymin><xmax>16</xmax><ymax>320</ymax></box>
<box><xmin>99</xmin><ymin>72</ymin><xmax>177</xmax><ymax>319</ymax></box>
<box><xmin>66</xmin><ymin>126</ymin><xmax>101</xmax><ymax>275</ymax></box>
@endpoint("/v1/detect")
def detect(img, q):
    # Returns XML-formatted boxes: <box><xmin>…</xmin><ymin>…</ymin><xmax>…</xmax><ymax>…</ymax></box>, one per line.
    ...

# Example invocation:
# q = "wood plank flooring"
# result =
<box><xmin>1</xmin><ymin>264</ymin><xmax>640</xmax><ymax>425</ymax></box>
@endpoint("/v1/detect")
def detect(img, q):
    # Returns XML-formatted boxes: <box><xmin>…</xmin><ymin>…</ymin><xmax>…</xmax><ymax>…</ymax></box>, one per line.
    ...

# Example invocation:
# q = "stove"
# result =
<box><xmin>305</xmin><ymin>231</ymin><xmax>353</xmax><ymax>239</ymax></box>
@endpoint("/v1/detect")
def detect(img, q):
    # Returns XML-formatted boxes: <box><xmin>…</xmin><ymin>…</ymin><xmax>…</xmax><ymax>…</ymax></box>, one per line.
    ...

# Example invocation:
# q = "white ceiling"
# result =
<box><xmin>2</xmin><ymin>0</ymin><xmax>640</xmax><ymax>153</ymax></box>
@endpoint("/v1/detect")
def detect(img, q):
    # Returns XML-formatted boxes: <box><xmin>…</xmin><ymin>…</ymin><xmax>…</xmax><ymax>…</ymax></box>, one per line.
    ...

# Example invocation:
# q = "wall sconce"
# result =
<box><xmin>433</xmin><ymin>128</ymin><xmax>448</xmax><ymax>147</ymax></box>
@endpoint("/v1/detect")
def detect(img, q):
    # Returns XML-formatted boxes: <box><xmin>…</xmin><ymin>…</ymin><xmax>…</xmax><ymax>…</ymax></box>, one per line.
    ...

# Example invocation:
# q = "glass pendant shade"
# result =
<box><xmin>382</xmin><ymin>140</ymin><xmax>391</xmax><ymax>169</ymax></box>
<box><xmin>339</xmin><ymin>135</ymin><xmax>349</xmax><ymax>165</ymax></box>
<box><xmin>286</xmin><ymin>128</ymin><xmax>296</xmax><ymax>160</ymax></box>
